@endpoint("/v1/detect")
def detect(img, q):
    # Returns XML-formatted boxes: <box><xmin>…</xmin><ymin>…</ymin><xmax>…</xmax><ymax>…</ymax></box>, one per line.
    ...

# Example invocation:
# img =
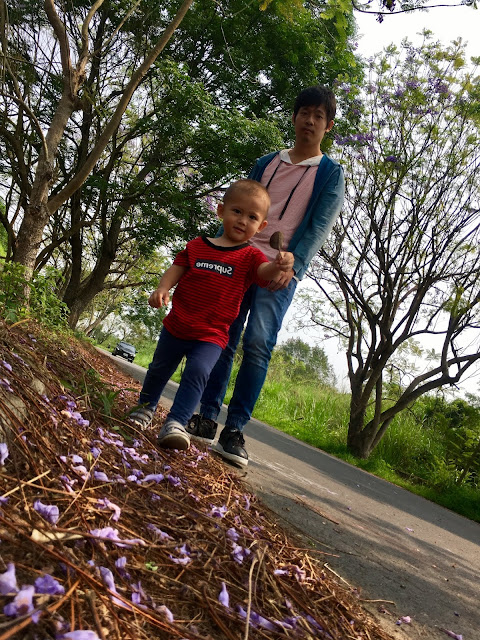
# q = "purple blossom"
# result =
<box><xmin>71</xmin><ymin>411</ymin><xmax>89</xmax><ymax>428</ymax></box>
<box><xmin>226</xmin><ymin>527</ymin><xmax>239</xmax><ymax>542</ymax></box>
<box><xmin>91</xmin><ymin>447</ymin><xmax>102</xmax><ymax>459</ymax></box>
<box><xmin>130</xmin><ymin>581</ymin><xmax>147</xmax><ymax>606</ymax></box>
<box><xmin>218</xmin><ymin>582</ymin><xmax>229</xmax><ymax>608</ymax></box>
<box><xmin>292</xmin><ymin>565</ymin><xmax>306</xmax><ymax>582</ymax></box>
<box><xmin>100</xmin><ymin>567</ymin><xmax>131</xmax><ymax>609</ymax></box>
<box><xmin>169</xmin><ymin>555</ymin><xmax>191</xmax><ymax>566</ymax></box>
<box><xmin>440</xmin><ymin>631</ymin><xmax>463</xmax><ymax>640</ymax></box>
<box><xmin>0</xmin><ymin>563</ymin><xmax>18</xmax><ymax>595</ymax></box>
<box><xmin>89</xmin><ymin>527</ymin><xmax>145</xmax><ymax>547</ymax></box>
<box><xmin>142</xmin><ymin>473</ymin><xmax>164</xmax><ymax>483</ymax></box>
<box><xmin>115</xmin><ymin>557</ymin><xmax>127</xmax><ymax>569</ymax></box>
<box><xmin>385</xmin><ymin>155</ymin><xmax>399</xmax><ymax>163</ymax></box>
<box><xmin>147</xmin><ymin>524</ymin><xmax>172</xmax><ymax>540</ymax></box>
<box><xmin>4</xmin><ymin>584</ymin><xmax>35</xmax><ymax>617</ymax></box>
<box><xmin>274</xmin><ymin>569</ymin><xmax>289</xmax><ymax>576</ymax></box>
<box><xmin>97</xmin><ymin>498</ymin><xmax>121</xmax><ymax>521</ymax></box>
<box><xmin>0</xmin><ymin>378</ymin><xmax>13</xmax><ymax>393</ymax></box>
<box><xmin>72</xmin><ymin>465</ymin><xmax>90</xmax><ymax>481</ymax></box>
<box><xmin>93</xmin><ymin>471</ymin><xmax>110</xmax><ymax>483</ymax></box>
<box><xmin>0</xmin><ymin>360</ymin><xmax>12</xmax><ymax>372</ymax></box>
<box><xmin>167</xmin><ymin>475</ymin><xmax>181</xmax><ymax>487</ymax></box>
<box><xmin>0</xmin><ymin>443</ymin><xmax>9</xmax><ymax>465</ymax></box>
<box><xmin>157</xmin><ymin>604</ymin><xmax>174</xmax><ymax>622</ymax></box>
<box><xmin>209</xmin><ymin>504</ymin><xmax>228</xmax><ymax>518</ymax></box>
<box><xmin>61</xmin><ymin>631</ymin><xmax>101</xmax><ymax>640</ymax></box>
<box><xmin>34</xmin><ymin>574</ymin><xmax>65</xmax><ymax>595</ymax></box>
<box><xmin>306</xmin><ymin>615</ymin><xmax>324</xmax><ymax>632</ymax></box>
<box><xmin>34</xmin><ymin>500</ymin><xmax>60</xmax><ymax>525</ymax></box>
<box><xmin>231</xmin><ymin>542</ymin><xmax>251</xmax><ymax>565</ymax></box>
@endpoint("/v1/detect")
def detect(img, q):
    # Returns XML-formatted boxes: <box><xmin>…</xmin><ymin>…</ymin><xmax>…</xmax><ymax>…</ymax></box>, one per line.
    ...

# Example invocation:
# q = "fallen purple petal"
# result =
<box><xmin>0</xmin><ymin>563</ymin><xmax>18</xmax><ymax>595</ymax></box>
<box><xmin>115</xmin><ymin>557</ymin><xmax>127</xmax><ymax>569</ymax></box>
<box><xmin>34</xmin><ymin>500</ymin><xmax>60</xmax><ymax>525</ymax></box>
<box><xmin>97</xmin><ymin>497</ymin><xmax>121</xmax><ymax>521</ymax></box>
<box><xmin>72</xmin><ymin>465</ymin><xmax>90</xmax><ymax>481</ymax></box>
<box><xmin>147</xmin><ymin>524</ymin><xmax>172</xmax><ymax>540</ymax></box>
<box><xmin>89</xmin><ymin>527</ymin><xmax>146</xmax><ymax>547</ymax></box>
<box><xmin>397</xmin><ymin>615</ymin><xmax>411</xmax><ymax>624</ymax></box>
<box><xmin>209</xmin><ymin>504</ymin><xmax>228</xmax><ymax>518</ymax></box>
<box><xmin>167</xmin><ymin>475</ymin><xmax>181</xmax><ymax>487</ymax></box>
<box><xmin>142</xmin><ymin>474</ymin><xmax>164</xmax><ymax>483</ymax></box>
<box><xmin>34</xmin><ymin>574</ymin><xmax>65</xmax><ymax>595</ymax></box>
<box><xmin>4</xmin><ymin>584</ymin><xmax>35</xmax><ymax>617</ymax></box>
<box><xmin>61</xmin><ymin>631</ymin><xmax>101</xmax><ymax>640</ymax></box>
<box><xmin>157</xmin><ymin>604</ymin><xmax>174</xmax><ymax>622</ymax></box>
<box><xmin>169</xmin><ymin>555</ymin><xmax>191</xmax><ymax>565</ymax></box>
<box><xmin>0</xmin><ymin>443</ymin><xmax>9</xmax><ymax>465</ymax></box>
<box><xmin>100</xmin><ymin>567</ymin><xmax>131</xmax><ymax>610</ymax></box>
<box><xmin>218</xmin><ymin>582</ymin><xmax>229</xmax><ymax>608</ymax></box>
<box><xmin>0</xmin><ymin>360</ymin><xmax>12</xmax><ymax>372</ymax></box>
<box><xmin>226</xmin><ymin>527</ymin><xmax>239</xmax><ymax>541</ymax></box>
<box><xmin>405</xmin><ymin>527</ymin><xmax>414</xmax><ymax>532</ymax></box>
<box><xmin>440</xmin><ymin>630</ymin><xmax>463</xmax><ymax>640</ymax></box>
<box><xmin>93</xmin><ymin>471</ymin><xmax>110</xmax><ymax>483</ymax></box>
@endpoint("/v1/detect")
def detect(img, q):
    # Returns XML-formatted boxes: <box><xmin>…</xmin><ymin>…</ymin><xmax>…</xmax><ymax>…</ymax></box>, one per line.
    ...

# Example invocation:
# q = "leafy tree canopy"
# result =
<box><xmin>300</xmin><ymin>35</ymin><xmax>480</xmax><ymax>458</ymax></box>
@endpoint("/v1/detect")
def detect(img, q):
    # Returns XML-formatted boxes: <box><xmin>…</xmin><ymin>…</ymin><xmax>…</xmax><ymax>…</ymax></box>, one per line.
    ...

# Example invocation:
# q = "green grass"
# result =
<box><xmin>98</xmin><ymin>337</ymin><xmax>480</xmax><ymax>523</ymax></box>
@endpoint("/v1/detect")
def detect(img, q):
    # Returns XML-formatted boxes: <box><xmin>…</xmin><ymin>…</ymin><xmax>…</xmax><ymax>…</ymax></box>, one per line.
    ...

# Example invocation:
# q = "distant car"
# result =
<box><xmin>112</xmin><ymin>341</ymin><xmax>136</xmax><ymax>363</ymax></box>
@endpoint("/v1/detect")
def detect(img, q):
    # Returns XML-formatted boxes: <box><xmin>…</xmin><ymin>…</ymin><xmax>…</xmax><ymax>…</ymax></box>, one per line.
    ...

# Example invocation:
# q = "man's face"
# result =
<box><xmin>292</xmin><ymin>104</ymin><xmax>334</xmax><ymax>148</ymax></box>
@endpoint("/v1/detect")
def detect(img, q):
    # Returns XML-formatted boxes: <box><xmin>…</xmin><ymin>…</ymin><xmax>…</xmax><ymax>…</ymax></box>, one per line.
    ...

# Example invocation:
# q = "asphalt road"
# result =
<box><xmin>108</xmin><ymin>353</ymin><xmax>479</xmax><ymax>640</ymax></box>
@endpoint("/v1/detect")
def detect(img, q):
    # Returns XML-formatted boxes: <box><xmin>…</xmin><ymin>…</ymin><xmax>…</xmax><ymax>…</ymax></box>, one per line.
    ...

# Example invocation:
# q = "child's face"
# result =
<box><xmin>293</xmin><ymin>104</ymin><xmax>334</xmax><ymax>148</ymax></box>
<box><xmin>218</xmin><ymin>190</ymin><xmax>269</xmax><ymax>244</ymax></box>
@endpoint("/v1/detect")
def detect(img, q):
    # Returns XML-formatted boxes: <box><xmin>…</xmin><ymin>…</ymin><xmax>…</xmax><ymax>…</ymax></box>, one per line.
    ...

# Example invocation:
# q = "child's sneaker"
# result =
<box><xmin>213</xmin><ymin>427</ymin><xmax>248</xmax><ymax>468</ymax></box>
<box><xmin>157</xmin><ymin>420</ymin><xmax>190</xmax><ymax>450</ymax></box>
<box><xmin>129</xmin><ymin>406</ymin><xmax>155</xmax><ymax>431</ymax></box>
<box><xmin>186</xmin><ymin>414</ymin><xmax>218</xmax><ymax>444</ymax></box>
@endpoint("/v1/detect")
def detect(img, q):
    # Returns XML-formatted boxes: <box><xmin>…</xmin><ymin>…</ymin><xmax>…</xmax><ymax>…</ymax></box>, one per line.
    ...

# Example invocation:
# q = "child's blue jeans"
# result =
<box><xmin>139</xmin><ymin>328</ymin><xmax>221</xmax><ymax>426</ymax></box>
<box><xmin>199</xmin><ymin>279</ymin><xmax>297</xmax><ymax>431</ymax></box>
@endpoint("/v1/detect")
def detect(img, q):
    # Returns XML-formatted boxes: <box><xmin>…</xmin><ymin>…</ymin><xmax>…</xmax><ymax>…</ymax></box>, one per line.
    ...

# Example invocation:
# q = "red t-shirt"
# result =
<box><xmin>163</xmin><ymin>236</ymin><xmax>269</xmax><ymax>348</ymax></box>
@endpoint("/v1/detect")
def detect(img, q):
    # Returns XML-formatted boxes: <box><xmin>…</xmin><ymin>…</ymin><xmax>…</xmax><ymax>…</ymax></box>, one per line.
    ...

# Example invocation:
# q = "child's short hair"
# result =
<box><xmin>224</xmin><ymin>179</ymin><xmax>270</xmax><ymax>217</ymax></box>
<box><xmin>293</xmin><ymin>85</ymin><xmax>336</xmax><ymax>123</ymax></box>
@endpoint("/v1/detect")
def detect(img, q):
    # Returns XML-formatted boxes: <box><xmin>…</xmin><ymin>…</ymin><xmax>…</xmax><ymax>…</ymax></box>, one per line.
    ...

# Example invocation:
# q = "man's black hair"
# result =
<box><xmin>293</xmin><ymin>85</ymin><xmax>336</xmax><ymax>123</ymax></box>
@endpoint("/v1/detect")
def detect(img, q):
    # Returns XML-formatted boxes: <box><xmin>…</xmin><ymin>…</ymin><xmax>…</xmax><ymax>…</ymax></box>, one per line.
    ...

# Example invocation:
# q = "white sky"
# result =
<box><xmin>355</xmin><ymin>4</ymin><xmax>479</xmax><ymax>60</ymax></box>
<box><xmin>279</xmin><ymin>4</ymin><xmax>480</xmax><ymax>396</ymax></box>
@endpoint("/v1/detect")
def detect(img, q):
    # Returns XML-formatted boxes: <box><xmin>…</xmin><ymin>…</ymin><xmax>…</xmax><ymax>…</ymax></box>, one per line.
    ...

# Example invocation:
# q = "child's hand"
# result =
<box><xmin>275</xmin><ymin>251</ymin><xmax>294</xmax><ymax>272</ymax></box>
<box><xmin>148</xmin><ymin>288</ymin><xmax>170</xmax><ymax>308</ymax></box>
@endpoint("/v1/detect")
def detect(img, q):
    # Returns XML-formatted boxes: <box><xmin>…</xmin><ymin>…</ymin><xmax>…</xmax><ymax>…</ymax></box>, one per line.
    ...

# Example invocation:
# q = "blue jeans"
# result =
<box><xmin>139</xmin><ymin>328</ymin><xmax>221</xmax><ymax>426</ymax></box>
<box><xmin>199</xmin><ymin>279</ymin><xmax>297</xmax><ymax>431</ymax></box>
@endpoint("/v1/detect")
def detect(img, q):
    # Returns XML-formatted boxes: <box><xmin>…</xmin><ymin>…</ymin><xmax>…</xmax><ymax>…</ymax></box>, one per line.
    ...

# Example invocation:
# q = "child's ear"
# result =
<box><xmin>217</xmin><ymin>203</ymin><xmax>224</xmax><ymax>219</ymax></box>
<box><xmin>326</xmin><ymin>119</ymin><xmax>334</xmax><ymax>132</ymax></box>
<box><xmin>257</xmin><ymin>219</ymin><xmax>268</xmax><ymax>233</ymax></box>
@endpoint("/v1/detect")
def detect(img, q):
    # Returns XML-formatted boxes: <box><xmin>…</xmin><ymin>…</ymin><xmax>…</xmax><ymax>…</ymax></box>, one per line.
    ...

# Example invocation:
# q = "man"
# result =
<box><xmin>187</xmin><ymin>85</ymin><xmax>345</xmax><ymax>467</ymax></box>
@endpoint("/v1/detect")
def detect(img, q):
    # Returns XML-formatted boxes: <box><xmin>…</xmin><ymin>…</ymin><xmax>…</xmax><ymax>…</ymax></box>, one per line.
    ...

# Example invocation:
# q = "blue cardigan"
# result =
<box><xmin>248</xmin><ymin>152</ymin><xmax>345</xmax><ymax>280</ymax></box>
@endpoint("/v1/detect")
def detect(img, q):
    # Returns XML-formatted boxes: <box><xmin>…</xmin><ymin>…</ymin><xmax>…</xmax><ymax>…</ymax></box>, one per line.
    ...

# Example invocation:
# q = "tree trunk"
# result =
<box><xmin>13</xmin><ymin>0</ymin><xmax>194</xmax><ymax>276</ymax></box>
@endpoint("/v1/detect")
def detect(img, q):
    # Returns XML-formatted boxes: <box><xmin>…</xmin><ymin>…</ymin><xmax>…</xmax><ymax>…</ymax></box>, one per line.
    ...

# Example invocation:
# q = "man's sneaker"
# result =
<box><xmin>157</xmin><ymin>420</ymin><xmax>190</xmax><ymax>450</ymax></box>
<box><xmin>186</xmin><ymin>414</ymin><xmax>218</xmax><ymax>444</ymax></box>
<box><xmin>128</xmin><ymin>406</ymin><xmax>155</xmax><ymax>431</ymax></box>
<box><xmin>213</xmin><ymin>428</ymin><xmax>248</xmax><ymax>468</ymax></box>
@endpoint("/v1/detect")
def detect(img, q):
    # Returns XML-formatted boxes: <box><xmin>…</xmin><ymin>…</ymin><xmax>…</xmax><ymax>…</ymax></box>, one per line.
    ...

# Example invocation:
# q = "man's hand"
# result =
<box><xmin>267</xmin><ymin>269</ymin><xmax>295</xmax><ymax>291</ymax></box>
<box><xmin>148</xmin><ymin>288</ymin><xmax>170</xmax><ymax>308</ymax></box>
<box><xmin>275</xmin><ymin>251</ymin><xmax>294</xmax><ymax>272</ymax></box>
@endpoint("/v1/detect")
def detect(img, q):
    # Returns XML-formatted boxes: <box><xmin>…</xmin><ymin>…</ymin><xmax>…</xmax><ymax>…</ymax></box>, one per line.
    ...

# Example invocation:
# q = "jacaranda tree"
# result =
<box><xmin>301</xmin><ymin>36</ymin><xmax>480</xmax><ymax>458</ymax></box>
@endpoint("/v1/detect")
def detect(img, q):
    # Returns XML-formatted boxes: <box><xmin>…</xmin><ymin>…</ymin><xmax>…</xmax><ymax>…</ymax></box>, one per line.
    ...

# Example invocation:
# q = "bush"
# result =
<box><xmin>0</xmin><ymin>262</ymin><xmax>69</xmax><ymax>329</ymax></box>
